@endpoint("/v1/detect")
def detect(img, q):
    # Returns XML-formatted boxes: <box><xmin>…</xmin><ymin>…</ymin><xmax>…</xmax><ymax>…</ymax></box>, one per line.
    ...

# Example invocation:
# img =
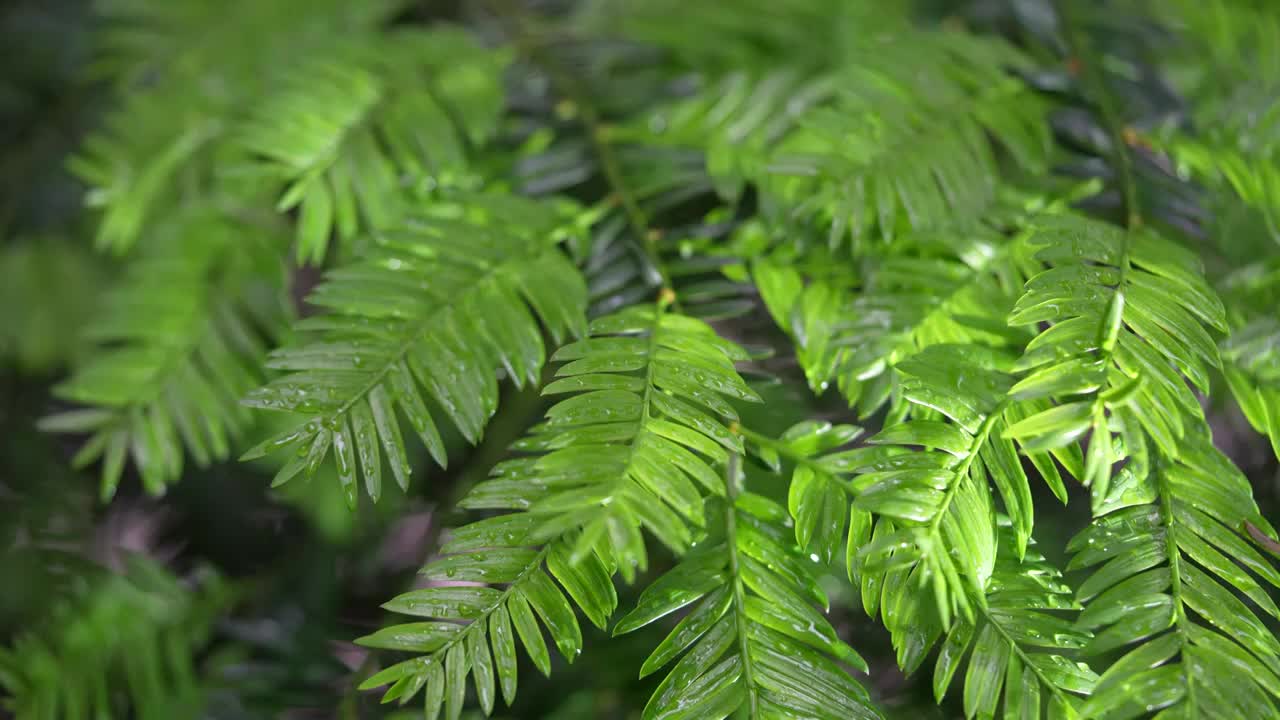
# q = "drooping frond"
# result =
<box><xmin>621</xmin><ymin>30</ymin><xmax>1050</xmax><ymax>246</ymax></box>
<box><xmin>1220</xmin><ymin>316</ymin><xmax>1280</xmax><ymax>458</ymax></box>
<box><xmin>848</xmin><ymin>343</ymin><xmax>1076</xmax><ymax>628</ymax></box>
<box><xmin>1149</xmin><ymin>0</ymin><xmax>1280</xmax><ymax>85</ymax></box>
<box><xmin>761</xmin><ymin>33</ymin><xmax>1050</xmax><ymax>244</ymax></box>
<box><xmin>237</xmin><ymin>28</ymin><xmax>509</xmax><ymax>263</ymax></box>
<box><xmin>461</xmin><ymin>302</ymin><xmax>758</xmax><ymax>579</ymax></box>
<box><xmin>1144</xmin><ymin>0</ymin><xmax>1280</xmax><ymax>234</ymax></box>
<box><xmin>739</xmin><ymin>419</ymin><xmax>1096</xmax><ymax>718</ymax></box>
<box><xmin>923</xmin><ymin>526</ymin><xmax>1097</xmax><ymax>720</ymax></box>
<box><xmin>72</xmin><ymin>0</ymin><xmax>407</xmax><ymax>255</ymax></box>
<box><xmin>67</xmin><ymin>90</ymin><xmax>223</xmax><ymax>255</ymax></box>
<box><xmin>0</xmin><ymin>237</ymin><xmax>104</xmax><ymax>372</ymax></box>
<box><xmin>357</xmin><ymin>308</ymin><xmax>755</xmax><ymax>716</ymax></box>
<box><xmin>607</xmin><ymin>0</ymin><xmax>909</xmax><ymax>75</ymax></box>
<box><xmin>1003</xmin><ymin>213</ymin><xmax>1227</xmax><ymax>506</ymax></box>
<box><xmin>241</xmin><ymin>193</ymin><xmax>588</xmax><ymax>507</ymax></box>
<box><xmin>1069</xmin><ymin>432</ymin><xmax>1280</xmax><ymax>719</ymax></box>
<box><xmin>355</xmin><ymin>528</ymin><xmax>614</xmax><ymax>719</ymax></box>
<box><xmin>90</xmin><ymin>0</ymin><xmax>408</xmax><ymax>88</ymax></box>
<box><xmin>1218</xmin><ymin>261</ymin><xmax>1280</xmax><ymax>459</ymax></box>
<box><xmin>752</xmin><ymin>199</ymin><xmax>1042</xmax><ymax>409</ymax></box>
<box><xmin>1159</xmin><ymin>122</ymin><xmax>1280</xmax><ymax>239</ymax></box>
<box><xmin>614</xmin><ymin>462</ymin><xmax>881</xmax><ymax>720</ymax></box>
<box><xmin>40</xmin><ymin>213</ymin><xmax>291</xmax><ymax>498</ymax></box>
<box><xmin>73</xmin><ymin>1</ymin><xmax>506</xmax><ymax>261</ymax></box>
<box><xmin>752</xmin><ymin>419</ymin><xmax>1096</xmax><ymax>716</ymax></box>
<box><xmin>0</xmin><ymin>557</ymin><xmax>233</xmax><ymax>719</ymax></box>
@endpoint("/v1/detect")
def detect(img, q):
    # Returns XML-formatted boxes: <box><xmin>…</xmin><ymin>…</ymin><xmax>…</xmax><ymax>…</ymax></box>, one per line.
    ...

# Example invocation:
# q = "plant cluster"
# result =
<box><xmin>5</xmin><ymin>0</ymin><xmax>1280</xmax><ymax>718</ymax></box>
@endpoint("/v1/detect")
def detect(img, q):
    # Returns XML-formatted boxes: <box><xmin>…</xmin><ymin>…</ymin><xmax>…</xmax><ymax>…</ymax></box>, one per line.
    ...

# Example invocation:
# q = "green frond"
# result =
<box><xmin>90</xmin><ymin>0</ymin><xmax>407</xmax><ymax>88</ymax></box>
<box><xmin>1070</xmin><ymin>432</ymin><xmax>1280</xmax><ymax>719</ymax></box>
<box><xmin>74</xmin><ymin>1</ymin><xmax>501</xmax><ymax>259</ymax></box>
<box><xmin>74</xmin><ymin>0</ymin><xmax>400</xmax><ymax>255</ymax></box>
<box><xmin>615</xmin><ymin>470</ymin><xmax>881</xmax><ymax>720</ymax></box>
<box><xmin>23</xmin><ymin>0</ymin><xmax>1280</xmax><ymax>716</ymax></box>
<box><xmin>753</xmin><ymin>206</ymin><xmax>1040</xmax><ymax>409</ymax></box>
<box><xmin>460</xmin><ymin>302</ymin><xmax>758</xmax><ymax>579</ymax></box>
<box><xmin>1159</xmin><ymin>132</ymin><xmax>1280</xmax><ymax>238</ymax></box>
<box><xmin>67</xmin><ymin>90</ymin><xmax>224</xmax><ymax>255</ymax></box>
<box><xmin>607</xmin><ymin>0</ymin><xmax>908</xmax><ymax>74</ymax></box>
<box><xmin>1141</xmin><ymin>0</ymin><xmax>1280</xmax><ymax>235</ymax></box>
<box><xmin>1218</xmin><ymin>265</ymin><xmax>1280</xmax><ymax>459</ymax></box>
<box><xmin>0</xmin><ymin>237</ymin><xmax>105</xmax><ymax>373</ymax></box>
<box><xmin>763</xmin><ymin>32</ymin><xmax>1049</xmax><ymax>244</ymax></box>
<box><xmin>923</xmin><ymin>526</ymin><xmax>1097</xmax><ymax>720</ymax></box>
<box><xmin>241</xmin><ymin>193</ymin><xmax>588</xmax><ymax>507</ymax></box>
<box><xmin>749</xmin><ymin>413</ymin><xmax>1097</xmax><ymax>716</ymax></box>
<box><xmin>40</xmin><ymin>213</ymin><xmax>291</xmax><ymax>499</ymax></box>
<box><xmin>623</xmin><ymin>30</ymin><xmax>1050</xmax><ymax>246</ymax></box>
<box><xmin>847</xmin><ymin>343</ymin><xmax>1077</xmax><ymax>628</ymax></box>
<box><xmin>0</xmin><ymin>558</ymin><xmax>233</xmax><ymax>720</ymax></box>
<box><xmin>1005</xmin><ymin>213</ymin><xmax>1227</xmax><ymax>508</ymax></box>
<box><xmin>356</xmin><ymin>528</ymin><xmax>614</xmax><ymax>719</ymax></box>
<box><xmin>357</xmin><ymin>308</ymin><xmax>755</xmax><ymax>715</ymax></box>
<box><xmin>238</xmin><ymin>28</ymin><xmax>509</xmax><ymax>264</ymax></box>
<box><xmin>1151</xmin><ymin>0</ymin><xmax>1280</xmax><ymax>87</ymax></box>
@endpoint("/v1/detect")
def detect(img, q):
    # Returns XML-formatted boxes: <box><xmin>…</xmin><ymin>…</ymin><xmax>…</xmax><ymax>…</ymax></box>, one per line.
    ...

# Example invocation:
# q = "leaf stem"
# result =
<box><xmin>491</xmin><ymin>1</ymin><xmax>680</xmax><ymax>308</ymax></box>
<box><xmin>929</xmin><ymin>402</ymin><xmax>1007</xmax><ymax>540</ymax></box>
<box><xmin>1056</xmin><ymin>2</ymin><xmax>1142</xmax><ymax>229</ymax></box>
<box><xmin>722</xmin><ymin>452</ymin><xmax>760</xmax><ymax>716</ymax></box>
<box><xmin>981</xmin><ymin>604</ymin><xmax>1076</xmax><ymax>709</ymax></box>
<box><xmin>1055</xmin><ymin>0</ymin><xmax>1136</xmax><ymax>500</ymax></box>
<box><xmin>1156</xmin><ymin>462</ymin><xmax>1198</xmax><ymax>710</ymax></box>
<box><xmin>369</xmin><ymin>542</ymin><xmax>554</xmax><ymax>690</ymax></box>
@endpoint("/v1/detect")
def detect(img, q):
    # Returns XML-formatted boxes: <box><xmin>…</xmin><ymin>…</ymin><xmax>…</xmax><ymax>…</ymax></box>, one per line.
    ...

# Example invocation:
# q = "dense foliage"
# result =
<box><xmin>4</xmin><ymin>0</ymin><xmax>1280</xmax><ymax>718</ymax></box>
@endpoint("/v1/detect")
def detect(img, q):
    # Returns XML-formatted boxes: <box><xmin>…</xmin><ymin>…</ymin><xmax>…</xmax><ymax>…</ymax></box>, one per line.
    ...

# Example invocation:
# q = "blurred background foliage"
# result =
<box><xmin>2</xmin><ymin>0</ymin><xmax>1278</xmax><ymax>718</ymax></box>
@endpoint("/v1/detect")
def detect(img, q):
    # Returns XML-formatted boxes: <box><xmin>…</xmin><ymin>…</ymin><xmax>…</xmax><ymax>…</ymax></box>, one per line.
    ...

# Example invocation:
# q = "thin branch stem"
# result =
<box><xmin>1057</xmin><ymin>1</ymin><xmax>1142</xmax><ymax>229</ymax></box>
<box><xmin>722</xmin><ymin>452</ymin><xmax>760</xmax><ymax>716</ymax></box>
<box><xmin>489</xmin><ymin>1</ymin><xmax>680</xmax><ymax>308</ymax></box>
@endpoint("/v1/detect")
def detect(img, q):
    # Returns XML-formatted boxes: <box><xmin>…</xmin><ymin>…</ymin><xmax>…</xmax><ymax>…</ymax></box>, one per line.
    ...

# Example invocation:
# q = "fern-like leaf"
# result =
<box><xmin>0</xmin><ymin>558</ymin><xmax>232</xmax><ymax>719</ymax></box>
<box><xmin>358</xmin><ymin>308</ymin><xmax>756</xmax><ymax>716</ymax></box>
<box><xmin>1150</xmin><ymin>0</ymin><xmax>1280</xmax><ymax>235</ymax></box>
<box><xmin>41</xmin><ymin>213</ymin><xmax>291</xmax><ymax>498</ymax></box>
<box><xmin>821</xmin><ymin>343</ymin><xmax>1074</xmax><ymax>627</ymax></box>
<box><xmin>924</xmin><ymin>526</ymin><xmax>1097</xmax><ymax>720</ymax></box>
<box><xmin>1070</xmin><ymin>432</ymin><xmax>1280</xmax><ymax>719</ymax></box>
<box><xmin>73</xmin><ymin>0</ymin><xmax>410</xmax><ymax>255</ymax></box>
<box><xmin>460</xmin><ymin>301</ymin><xmax>759</xmax><ymax>580</ymax></box>
<box><xmin>753</xmin><ymin>207</ymin><xmax>1038</xmax><ymax>410</ymax></box>
<box><xmin>1216</xmin><ymin>259</ymin><xmax>1280</xmax><ymax>460</ymax></box>
<box><xmin>614</xmin><ymin>461</ymin><xmax>881</xmax><ymax>720</ymax></box>
<box><xmin>1004</xmin><ymin>213</ymin><xmax>1227</xmax><ymax>508</ymax></box>
<box><xmin>68</xmin><ymin>91</ymin><xmax>222</xmax><ymax>255</ymax></box>
<box><xmin>1221</xmin><ymin>316</ymin><xmax>1280</xmax><ymax>460</ymax></box>
<box><xmin>754</xmin><ymin>418</ymin><xmax>1096</xmax><ymax>716</ymax></box>
<box><xmin>238</xmin><ymin>28</ymin><xmax>508</xmax><ymax>263</ymax></box>
<box><xmin>241</xmin><ymin>193</ymin><xmax>588</xmax><ymax>507</ymax></box>
<box><xmin>626</xmin><ymin>31</ymin><xmax>1049</xmax><ymax>245</ymax></box>
<box><xmin>356</xmin><ymin>527</ymin><xmax>613</xmax><ymax>719</ymax></box>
